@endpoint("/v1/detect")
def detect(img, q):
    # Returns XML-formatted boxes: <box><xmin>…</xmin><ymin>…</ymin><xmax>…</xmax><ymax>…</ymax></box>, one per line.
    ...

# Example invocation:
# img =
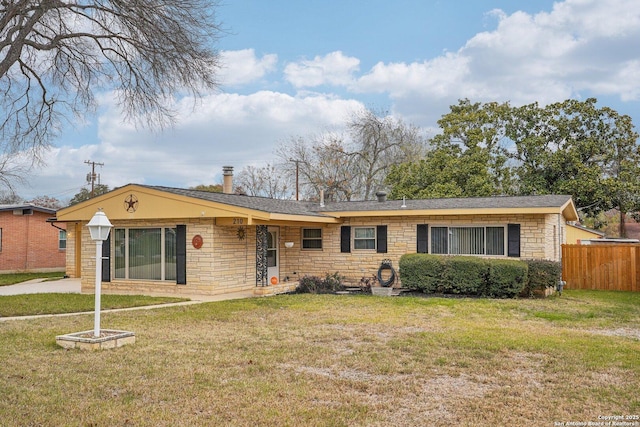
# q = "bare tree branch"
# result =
<box><xmin>0</xmin><ymin>0</ymin><xmax>222</xmax><ymax>187</ymax></box>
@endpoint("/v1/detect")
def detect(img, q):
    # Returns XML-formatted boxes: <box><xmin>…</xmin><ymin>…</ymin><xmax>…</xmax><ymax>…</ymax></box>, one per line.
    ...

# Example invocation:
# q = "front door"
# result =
<box><xmin>267</xmin><ymin>227</ymin><xmax>279</xmax><ymax>285</ymax></box>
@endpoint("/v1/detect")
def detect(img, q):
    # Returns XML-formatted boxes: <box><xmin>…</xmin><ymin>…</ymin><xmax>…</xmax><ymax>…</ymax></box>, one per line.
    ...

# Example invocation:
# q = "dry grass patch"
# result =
<box><xmin>0</xmin><ymin>291</ymin><xmax>638</xmax><ymax>426</ymax></box>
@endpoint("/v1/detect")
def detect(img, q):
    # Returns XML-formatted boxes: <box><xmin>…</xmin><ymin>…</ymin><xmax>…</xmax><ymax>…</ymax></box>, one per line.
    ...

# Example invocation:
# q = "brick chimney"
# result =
<box><xmin>222</xmin><ymin>166</ymin><xmax>234</xmax><ymax>194</ymax></box>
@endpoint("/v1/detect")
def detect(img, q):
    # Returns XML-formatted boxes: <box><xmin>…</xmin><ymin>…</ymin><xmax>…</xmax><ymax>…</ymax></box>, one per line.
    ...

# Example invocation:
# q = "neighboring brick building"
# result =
<box><xmin>0</xmin><ymin>204</ymin><xmax>66</xmax><ymax>273</ymax></box>
<box><xmin>55</xmin><ymin>173</ymin><xmax>579</xmax><ymax>299</ymax></box>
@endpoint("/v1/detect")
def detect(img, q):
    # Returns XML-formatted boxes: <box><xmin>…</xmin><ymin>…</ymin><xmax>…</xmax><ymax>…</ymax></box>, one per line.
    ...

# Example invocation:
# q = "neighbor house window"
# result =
<box><xmin>302</xmin><ymin>228</ymin><xmax>322</xmax><ymax>250</ymax></box>
<box><xmin>431</xmin><ymin>226</ymin><xmax>505</xmax><ymax>256</ymax></box>
<box><xmin>58</xmin><ymin>230</ymin><xmax>67</xmax><ymax>250</ymax></box>
<box><xmin>114</xmin><ymin>227</ymin><xmax>177</xmax><ymax>280</ymax></box>
<box><xmin>354</xmin><ymin>227</ymin><xmax>376</xmax><ymax>250</ymax></box>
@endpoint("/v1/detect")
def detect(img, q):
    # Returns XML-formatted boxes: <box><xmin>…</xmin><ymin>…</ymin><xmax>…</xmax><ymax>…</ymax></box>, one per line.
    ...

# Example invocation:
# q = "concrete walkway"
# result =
<box><xmin>0</xmin><ymin>277</ymin><xmax>81</xmax><ymax>295</ymax></box>
<box><xmin>0</xmin><ymin>277</ymin><xmax>256</xmax><ymax>322</ymax></box>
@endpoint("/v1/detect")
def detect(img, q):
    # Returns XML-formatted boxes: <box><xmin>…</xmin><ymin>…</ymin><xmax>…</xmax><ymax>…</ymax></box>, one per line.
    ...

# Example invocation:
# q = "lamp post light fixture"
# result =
<box><xmin>56</xmin><ymin>208</ymin><xmax>134</xmax><ymax>349</ymax></box>
<box><xmin>86</xmin><ymin>209</ymin><xmax>113</xmax><ymax>338</ymax></box>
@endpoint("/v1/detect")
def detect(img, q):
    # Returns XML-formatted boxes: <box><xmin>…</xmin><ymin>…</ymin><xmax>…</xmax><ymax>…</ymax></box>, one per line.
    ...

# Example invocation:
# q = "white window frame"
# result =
<box><xmin>301</xmin><ymin>228</ymin><xmax>323</xmax><ymax>250</ymax></box>
<box><xmin>58</xmin><ymin>230</ymin><xmax>67</xmax><ymax>250</ymax></box>
<box><xmin>353</xmin><ymin>226</ymin><xmax>376</xmax><ymax>250</ymax></box>
<box><xmin>430</xmin><ymin>225</ymin><xmax>507</xmax><ymax>256</ymax></box>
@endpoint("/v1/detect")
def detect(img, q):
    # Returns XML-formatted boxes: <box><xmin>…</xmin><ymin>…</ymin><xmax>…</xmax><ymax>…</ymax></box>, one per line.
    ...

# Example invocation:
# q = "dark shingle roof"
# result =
<box><xmin>0</xmin><ymin>204</ymin><xmax>57</xmax><ymax>215</ymax></box>
<box><xmin>316</xmin><ymin>194</ymin><xmax>574</xmax><ymax>212</ymax></box>
<box><xmin>146</xmin><ymin>185</ymin><xmax>572</xmax><ymax>216</ymax></box>
<box><xmin>147</xmin><ymin>186</ymin><xmax>329</xmax><ymax>217</ymax></box>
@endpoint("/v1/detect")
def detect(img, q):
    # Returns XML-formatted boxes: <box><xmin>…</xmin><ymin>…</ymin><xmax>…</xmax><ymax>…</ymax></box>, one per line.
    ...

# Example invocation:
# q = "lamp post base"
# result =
<box><xmin>56</xmin><ymin>329</ymin><xmax>135</xmax><ymax>350</ymax></box>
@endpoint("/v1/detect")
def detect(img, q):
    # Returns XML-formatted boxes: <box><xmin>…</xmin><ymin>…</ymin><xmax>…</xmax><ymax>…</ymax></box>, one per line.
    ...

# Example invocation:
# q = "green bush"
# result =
<box><xmin>399</xmin><ymin>254</ymin><xmax>529</xmax><ymax>298</ymax></box>
<box><xmin>522</xmin><ymin>260</ymin><xmax>562</xmax><ymax>296</ymax></box>
<box><xmin>441</xmin><ymin>256</ymin><xmax>488</xmax><ymax>295</ymax></box>
<box><xmin>296</xmin><ymin>272</ymin><xmax>345</xmax><ymax>294</ymax></box>
<box><xmin>398</xmin><ymin>254</ymin><xmax>444</xmax><ymax>293</ymax></box>
<box><xmin>487</xmin><ymin>259</ymin><xmax>528</xmax><ymax>298</ymax></box>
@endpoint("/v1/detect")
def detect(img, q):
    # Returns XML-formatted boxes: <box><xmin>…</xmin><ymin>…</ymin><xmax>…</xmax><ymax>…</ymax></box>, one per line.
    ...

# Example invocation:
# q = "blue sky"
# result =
<box><xmin>11</xmin><ymin>0</ymin><xmax>640</xmax><ymax>201</ymax></box>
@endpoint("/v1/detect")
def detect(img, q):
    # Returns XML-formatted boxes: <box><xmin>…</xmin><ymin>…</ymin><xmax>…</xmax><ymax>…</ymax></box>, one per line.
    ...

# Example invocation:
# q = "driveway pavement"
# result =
<box><xmin>0</xmin><ymin>277</ymin><xmax>81</xmax><ymax>296</ymax></box>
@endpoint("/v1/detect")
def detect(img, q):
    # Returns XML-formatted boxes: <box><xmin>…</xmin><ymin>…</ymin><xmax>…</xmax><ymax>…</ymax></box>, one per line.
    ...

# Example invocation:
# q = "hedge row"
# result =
<box><xmin>399</xmin><ymin>254</ymin><xmax>560</xmax><ymax>298</ymax></box>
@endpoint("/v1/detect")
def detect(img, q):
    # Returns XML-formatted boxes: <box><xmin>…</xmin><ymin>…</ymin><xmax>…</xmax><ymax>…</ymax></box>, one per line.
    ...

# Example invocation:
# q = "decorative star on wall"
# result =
<box><xmin>124</xmin><ymin>194</ymin><xmax>138</xmax><ymax>213</ymax></box>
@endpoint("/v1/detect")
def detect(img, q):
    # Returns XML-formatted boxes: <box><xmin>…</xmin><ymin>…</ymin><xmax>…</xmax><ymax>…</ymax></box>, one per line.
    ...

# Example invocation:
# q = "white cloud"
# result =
<box><xmin>218</xmin><ymin>49</ymin><xmax>278</xmax><ymax>86</ymax></box>
<box><xmin>284</xmin><ymin>51</ymin><xmax>360</xmax><ymax>88</ymax></box>
<box><xmin>354</xmin><ymin>0</ymin><xmax>640</xmax><ymax>109</ymax></box>
<box><xmin>13</xmin><ymin>91</ymin><xmax>363</xmax><ymax>200</ymax></box>
<box><xmin>10</xmin><ymin>0</ymin><xmax>640</xmax><ymax>201</ymax></box>
<box><xmin>356</xmin><ymin>53</ymin><xmax>471</xmax><ymax>99</ymax></box>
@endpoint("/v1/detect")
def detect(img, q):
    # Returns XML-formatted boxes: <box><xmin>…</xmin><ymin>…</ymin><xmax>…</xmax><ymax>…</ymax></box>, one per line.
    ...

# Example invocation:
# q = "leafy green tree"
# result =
<box><xmin>507</xmin><ymin>99</ymin><xmax>640</xmax><ymax>236</ymax></box>
<box><xmin>386</xmin><ymin>98</ymin><xmax>639</xmax><ymax>236</ymax></box>
<box><xmin>190</xmin><ymin>184</ymin><xmax>223</xmax><ymax>193</ymax></box>
<box><xmin>386</xmin><ymin>142</ymin><xmax>496</xmax><ymax>199</ymax></box>
<box><xmin>387</xmin><ymin>99</ymin><xmax>510</xmax><ymax>199</ymax></box>
<box><xmin>68</xmin><ymin>185</ymin><xmax>110</xmax><ymax>206</ymax></box>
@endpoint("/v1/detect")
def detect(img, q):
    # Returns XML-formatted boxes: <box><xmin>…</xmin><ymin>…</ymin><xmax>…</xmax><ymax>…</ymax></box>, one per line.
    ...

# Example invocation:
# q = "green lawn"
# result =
<box><xmin>0</xmin><ymin>290</ymin><xmax>638</xmax><ymax>426</ymax></box>
<box><xmin>0</xmin><ymin>293</ymin><xmax>188</xmax><ymax>317</ymax></box>
<box><xmin>0</xmin><ymin>271</ymin><xmax>65</xmax><ymax>286</ymax></box>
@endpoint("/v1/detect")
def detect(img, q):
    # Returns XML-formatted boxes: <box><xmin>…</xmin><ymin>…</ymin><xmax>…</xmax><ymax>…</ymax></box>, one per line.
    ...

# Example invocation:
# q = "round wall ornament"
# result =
<box><xmin>124</xmin><ymin>194</ymin><xmax>139</xmax><ymax>213</ymax></box>
<box><xmin>192</xmin><ymin>235</ymin><xmax>203</xmax><ymax>249</ymax></box>
<box><xmin>237</xmin><ymin>227</ymin><xmax>246</xmax><ymax>240</ymax></box>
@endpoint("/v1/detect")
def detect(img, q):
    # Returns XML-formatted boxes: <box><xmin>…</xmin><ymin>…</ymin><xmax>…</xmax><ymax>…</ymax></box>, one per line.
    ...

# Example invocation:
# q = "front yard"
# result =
<box><xmin>1</xmin><ymin>290</ymin><xmax>638</xmax><ymax>426</ymax></box>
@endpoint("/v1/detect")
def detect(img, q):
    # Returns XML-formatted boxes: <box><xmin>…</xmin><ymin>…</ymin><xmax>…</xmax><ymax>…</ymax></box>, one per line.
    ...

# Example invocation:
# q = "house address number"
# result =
<box><xmin>233</xmin><ymin>218</ymin><xmax>244</xmax><ymax>225</ymax></box>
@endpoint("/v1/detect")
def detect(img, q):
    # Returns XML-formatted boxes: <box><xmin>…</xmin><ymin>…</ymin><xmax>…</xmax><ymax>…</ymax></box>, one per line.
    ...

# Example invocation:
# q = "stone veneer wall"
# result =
<box><xmin>278</xmin><ymin>213</ymin><xmax>565</xmax><ymax>286</ymax></box>
<box><xmin>72</xmin><ymin>212</ymin><xmax>566</xmax><ymax>295</ymax></box>
<box><xmin>79</xmin><ymin>219</ymin><xmax>258</xmax><ymax>297</ymax></box>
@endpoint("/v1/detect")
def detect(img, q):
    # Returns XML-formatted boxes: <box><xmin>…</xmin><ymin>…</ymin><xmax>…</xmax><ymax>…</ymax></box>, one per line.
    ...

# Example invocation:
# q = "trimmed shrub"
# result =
<box><xmin>399</xmin><ymin>254</ymin><xmax>529</xmax><ymax>298</ymax></box>
<box><xmin>441</xmin><ymin>256</ymin><xmax>488</xmax><ymax>295</ymax></box>
<box><xmin>296</xmin><ymin>272</ymin><xmax>345</xmax><ymax>294</ymax></box>
<box><xmin>487</xmin><ymin>259</ymin><xmax>528</xmax><ymax>298</ymax></box>
<box><xmin>399</xmin><ymin>254</ymin><xmax>444</xmax><ymax>293</ymax></box>
<box><xmin>522</xmin><ymin>260</ymin><xmax>562</xmax><ymax>297</ymax></box>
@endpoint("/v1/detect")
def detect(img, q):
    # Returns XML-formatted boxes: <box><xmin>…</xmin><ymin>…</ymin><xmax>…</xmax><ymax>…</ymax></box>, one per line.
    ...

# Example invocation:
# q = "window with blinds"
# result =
<box><xmin>431</xmin><ymin>226</ymin><xmax>506</xmax><ymax>256</ymax></box>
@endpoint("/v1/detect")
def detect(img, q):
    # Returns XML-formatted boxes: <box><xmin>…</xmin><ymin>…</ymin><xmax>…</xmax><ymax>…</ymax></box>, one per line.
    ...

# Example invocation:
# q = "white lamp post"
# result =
<box><xmin>86</xmin><ymin>209</ymin><xmax>113</xmax><ymax>338</ymax></box>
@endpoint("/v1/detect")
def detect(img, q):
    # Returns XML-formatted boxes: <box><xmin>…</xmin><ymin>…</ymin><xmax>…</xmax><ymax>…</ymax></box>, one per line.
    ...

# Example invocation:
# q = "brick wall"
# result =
<box><xmin>0</xmin><ymin>210</ymin><xmax>66</xmax><ymax>273</ymax></box>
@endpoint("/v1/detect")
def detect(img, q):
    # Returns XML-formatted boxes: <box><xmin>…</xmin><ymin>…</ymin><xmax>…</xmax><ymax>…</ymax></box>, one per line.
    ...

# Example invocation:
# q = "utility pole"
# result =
<box><xmin>290</xmin><ymin>159</ymin><xmax>300</xmax><ymax>201</ymax></box>
<box><xmin>84</xmin><ymin>160</ymin><xmax>104</xmax><ymax>198</ymax></box>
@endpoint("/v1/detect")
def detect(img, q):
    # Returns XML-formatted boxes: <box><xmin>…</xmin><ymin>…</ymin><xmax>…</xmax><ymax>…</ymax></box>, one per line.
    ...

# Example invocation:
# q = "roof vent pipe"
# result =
<box><xmin>376</xmin><ymin>191</ymin><xmax>387</xmax><ymax>202</ymax></box>
<box><xmin>320</xmin><ymin>190</ymin><xmax>325</xmax><ymax>207</ymax></box>
<box><xmin>222</xmin><ymin>166</ymin><xmax>234</xmax><ymax>194</ymax></box>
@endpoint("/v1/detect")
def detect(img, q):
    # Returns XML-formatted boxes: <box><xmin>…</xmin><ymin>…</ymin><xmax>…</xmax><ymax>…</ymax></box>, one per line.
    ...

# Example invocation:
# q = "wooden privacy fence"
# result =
<box><xmin>562</xmin><ymin>244</ymin><xmax>640</xmax><ymax>292</ymax></box>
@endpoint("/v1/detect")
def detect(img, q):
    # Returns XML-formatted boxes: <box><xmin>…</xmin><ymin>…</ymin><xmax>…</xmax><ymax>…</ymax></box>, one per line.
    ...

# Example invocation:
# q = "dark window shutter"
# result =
<box><xmin>176</xmin><ymin>225</ymin><xmax>187</xmax><ymax>284</ymax></box>
<box><xmin>376</xmin><ymin>225</ymin><xmax>387</xmax><ymax>253</ymax></box>
<box><xmin>101</xmin><ymin>233</ymin><xmax>111</xmax><ymax>282</ymax></box>
<box><xmin>417</xmin><ymin>224</ymin><xmax>428</xmax><ymax>253</ymax></box>
<box><xmin>507</xmin><ymin>224</ymin><xmax>521</xmax><ymax>257</ymax></box>
<box><xmin>340</xmin><ymin>226</ymin><xmax>351</xmax><ymax>253</ymax></box>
